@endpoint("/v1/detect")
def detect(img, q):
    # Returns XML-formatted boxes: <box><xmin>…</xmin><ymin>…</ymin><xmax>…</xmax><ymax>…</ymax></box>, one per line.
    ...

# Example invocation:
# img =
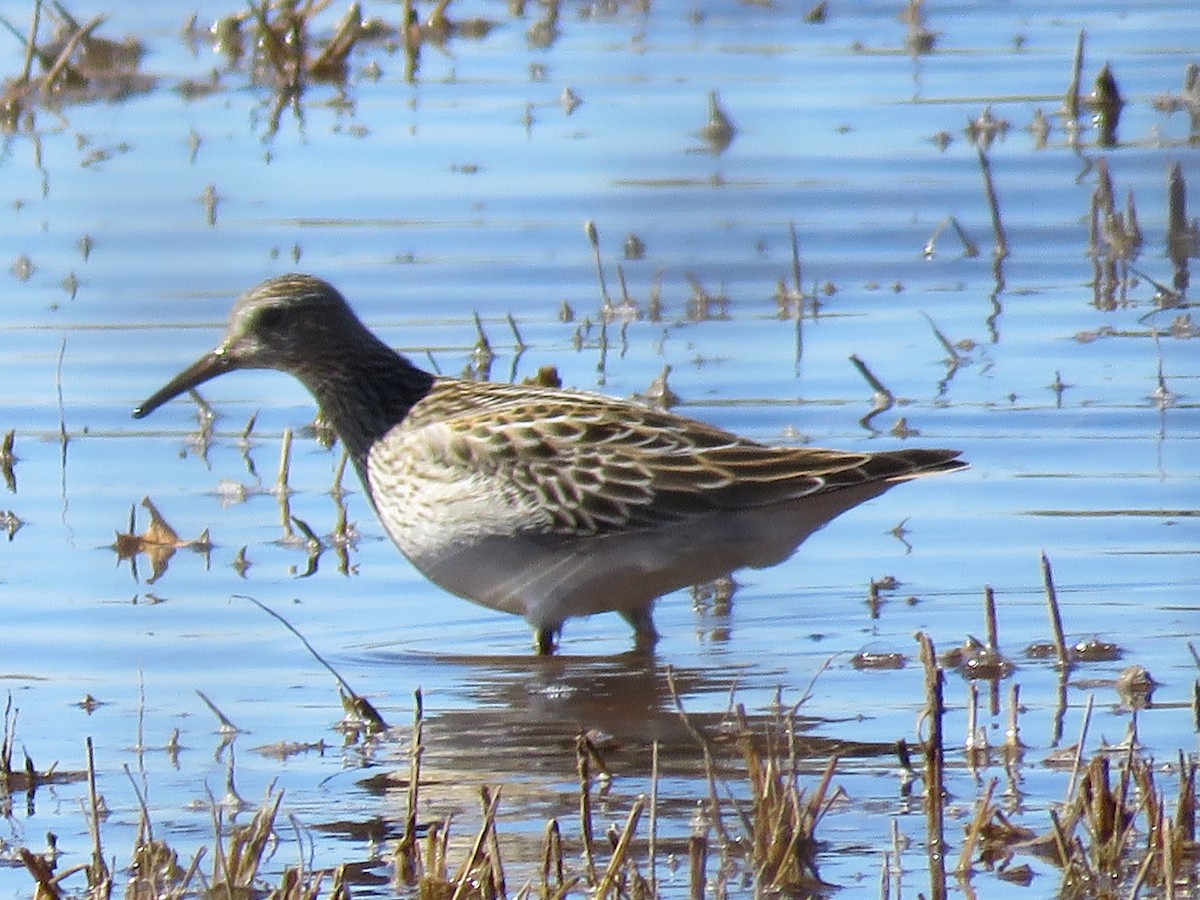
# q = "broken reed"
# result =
<box><xmin>18</xmin><ymin>743</ymin><xmax>348</xmax><ymax>899</ymax></box>
<box><xmin>730</xmin><ymin>699</ymin><xmax>839</xmax><ymax>893</ymax></box>
<box><xmin>10</xmin><ymin>668</ymin><xmax>1200</xmax><ymax>900</ymax></box>
<box><xmin>911</xmin><ymin>556</ymin><xmax>1199</xmax><ymax>898</ymax></box>
<box><xmin>955</xmin><ymin>746</ymin><xmax>1199</xmax><ymax>897</ymax></box>
<box><xmin>393</xmin><ymin>682</ymin><xmax>840</xmax><ymax>900</ymax></box>
<box><xmin>396</xmin><ymin>716</ymin><xmax>648</xmax><ymax>900</ymax></box>
<box><xmin>12</xmin><ymin>556</ymin><xmax>1199</xmax><ymax>899</ymax></box>
<box><xmin>916</xmin><ymin>632</ymin><xmax>948</xmax><ymax>900</ymax></box>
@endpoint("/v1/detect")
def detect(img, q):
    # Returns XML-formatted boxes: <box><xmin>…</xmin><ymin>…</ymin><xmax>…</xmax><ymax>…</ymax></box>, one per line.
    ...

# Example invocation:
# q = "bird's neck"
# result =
<box><xmin>294</xmin><ymin>335</ymin><xmax>434</xmax><ymax>476</ymax></box>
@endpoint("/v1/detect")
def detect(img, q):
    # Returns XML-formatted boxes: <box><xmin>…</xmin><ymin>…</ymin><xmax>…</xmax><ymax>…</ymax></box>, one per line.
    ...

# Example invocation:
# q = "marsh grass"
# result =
<box><xmin>0</xmin><ymin>695</ymin><xmax>87</xmax><ymax>812</ymax></box>
<box><xmin>0</xmin><ymin>0</ymin><xmax>149</xmax><ymax>126</ymax></box>
<box><xmin>6</xmin><ymin>629</ymin><xmax>1200</xmax><ymax>900</ymax></box>
<box><xmin>960</xmin><ymin>747</ymin><xmax>1200</xmax><ymax>897</ymax></box>
<box><xmin>18</xmin><ymin>766</ymin><xmax>350</xmax><ymax>900</ymax></box>
<box><xmin>1</xmin><ymin>3</ymin><xmax>1197</xmax><ymax>896</ymax></box>
<box><xmin>11</xmin><ymin>556</ymin><xmax>1200</xmax><ymax>899</ymax></box>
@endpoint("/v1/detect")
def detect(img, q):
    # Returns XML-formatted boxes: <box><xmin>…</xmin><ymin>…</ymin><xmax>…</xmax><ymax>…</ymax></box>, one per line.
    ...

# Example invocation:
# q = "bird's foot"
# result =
<box><xmin>621</xmin><ymin>606</ymin><xmax>660</xmax><ymax>655</ymax></box>
<box><xmin>533</xmin><ymin>626</ymin><xmax>560</xmax><ymax>655</ymax></box>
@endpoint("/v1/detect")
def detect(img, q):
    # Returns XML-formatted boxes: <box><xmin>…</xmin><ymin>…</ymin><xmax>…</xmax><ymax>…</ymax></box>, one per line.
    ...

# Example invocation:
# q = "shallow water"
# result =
<box><xmin>0</xmin><ymin>0</ymin><xmax>1197</xmax><ymax>896</ymax></box>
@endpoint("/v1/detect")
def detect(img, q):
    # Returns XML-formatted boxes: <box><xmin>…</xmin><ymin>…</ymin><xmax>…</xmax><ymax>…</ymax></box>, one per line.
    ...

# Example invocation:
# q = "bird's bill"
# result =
<box><xmin>132</xmin><ymin>349</ymin><xmax>232</xmax><ymax>419</ymax></box>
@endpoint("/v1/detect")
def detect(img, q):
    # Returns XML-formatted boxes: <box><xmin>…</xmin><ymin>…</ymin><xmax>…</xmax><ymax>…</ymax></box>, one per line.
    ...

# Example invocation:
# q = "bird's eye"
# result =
<box><xmin>255</xmin><ymin>306</ymin><xmax>286</xmax><ymax>332</ymax></box>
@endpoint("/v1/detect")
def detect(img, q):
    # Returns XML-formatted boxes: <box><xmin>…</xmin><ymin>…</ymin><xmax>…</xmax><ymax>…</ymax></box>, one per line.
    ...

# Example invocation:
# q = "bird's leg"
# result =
<box><xmin>621</xmin><ymin>606</ymin><xmax>660</xmax><ymax>653</ymax></box>
<box><xmin>533</xmin><ymin>625</ymin><xmax>559</xmax><ymax>655</ymax></box>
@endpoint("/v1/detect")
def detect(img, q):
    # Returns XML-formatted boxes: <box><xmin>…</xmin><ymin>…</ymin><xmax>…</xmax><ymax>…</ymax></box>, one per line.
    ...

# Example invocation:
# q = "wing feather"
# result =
<box><xmin>396</xmin><ymin>378</ymin><xmax>927</xmax><ymax>537</ymax></box>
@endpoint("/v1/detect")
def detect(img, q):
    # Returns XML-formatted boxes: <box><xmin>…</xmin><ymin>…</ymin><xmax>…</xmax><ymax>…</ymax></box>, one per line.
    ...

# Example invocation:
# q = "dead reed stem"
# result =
<box><xmin>395</xmin><ymin>688</ymin><xmax>424</xmax><ymax>885</ymax></box>
<box><xmin>976</xmin><ymin>147</ymin><xmax>1009</xmax><ymax>260</ymax></box>
<box><xmin>237</xmin><ymin>594</ymin><xmax>387</xmax><ymax>733</ymax></box>
<box><xmin>1064</xmin><ymin>693</ymin><xmax>1095</xmax><ymax>803</ymax></box>
<box><xmin>482</xmin><ymin>786</ymin><xmax>507</xmax><ymax>900</ymax></box>
<box><xmin>56</xmin><ymin>337</ymin><xmax>68</xmax><ymax>475</ymax></box>
<box><xmin>915</xmin><ymin>632</ymin><xmax>947</xmax><ymax>900</ymax></box>
<box><xmin>1065</xmin><ymin>29</ymin><xmax>1086</xmax><ymax>122</ymax></box>
<box><xmin>277</xmin><ymin>427</ymin><xmax>295</xmax><ymax>537</ymax></box>
<box><xmin>1040</xmin><ymin>551</ymin><xmax>1069</xmax><ymax>669</ymax></box>
<box><xmin>955</xmin><ymin>777</ymin><xmax>997</xmax><ymax>877</ymax></box>
<box><xmin>449</xmin><ymin>785</ymin><xmax>502</xmax><ymax>900</ymax></box>
<box><xmin>84</xmin><ymin>737</ymin><xmax>111</xmax><ymax>895</ymax></box>
<box><xmin>848</xmin><ymin>353</ymin><xmax>894</xmax><ymax>432</ymax></box>
<box><xmin>848</xmin><ymin>354</ymin><xmax>894</xmax><ymax>405</ymax></box>
<box><xmin>665</xmin><ymin>666</ymin><xmax>731</xmax><ymax>843</ymax></box>
<box><xmin>1004</xmin><ymin>682</ymin><xmax>1023</xmax><ymax>757</ymax></box>
<box><xmin>965</xmin><ymin>681</ymin><xmax>984</xmax><ymax>769</ymax></box>
<box><xmin>584</xmin><ymin>220</ymin><xmax>611</xmax><ymax>309</ymax></box>
<box><xmin>194</xmin><ymin>690</ymin><xmax>240</xmax><ymax>734</ymax></box>
<box><xmin>594</xmin><ymin>796</ymin><xmax>644</xmax><ymax>900</ymax></box>
<box><xmin>647</xmin><ymin>740</ymin><xmax>659</xmax><ymax>896</ymax></box>
<box><xmin>688</xmin><ymin>805</ymin><xmax>708</xmax><ymax>900</ymax></box>
<box><xmin>540</xmin><ymin>818</ymin><xmax>564</xmax><ymax>895</ymax></box>
<box><xmin>43</xmin><ymin>14</ymin><xmax>103</xmax><ymax>88</ymax></box>
<box><xmin>890</xmin><ymin>817</ymin><xmax>904</xmax><ymax>896</ymax></box>
<box><xmin>982</xmin><ymin>585</ymin><xmax>999</xmax><ymax>652</ymax></box>
<box><xmin>575</xmin><ymin>735</ymin><xmax>598</xmax><ymax>886</ymax></box>
<box><xmin>19</xmin><ymin>0</ymin><xmax>40</xmax><ymax>84</ymax></box>
<box><xmin>788</xmin><ymin>220</ymin><xmax>802</xmax><ymax>297</ymax></box>
<box><xmin>1178</xmin><ymin>752</ymin><xmax>1197</xmax><ymax>844</ymax></box>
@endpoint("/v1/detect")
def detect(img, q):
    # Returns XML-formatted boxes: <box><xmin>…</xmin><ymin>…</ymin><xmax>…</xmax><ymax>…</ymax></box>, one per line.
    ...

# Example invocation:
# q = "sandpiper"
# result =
<box><xmin>134</xmin><ymin>274</ymin><xmax>966</xmax><ymax>654</ymax></box>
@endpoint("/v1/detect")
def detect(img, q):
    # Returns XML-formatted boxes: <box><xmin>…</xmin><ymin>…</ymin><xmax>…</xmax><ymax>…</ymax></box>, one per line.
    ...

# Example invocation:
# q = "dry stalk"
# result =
<box><xmin>1176</xmin><ymin>752</ymin><xmax>1196</xmax><ymax>844</ymax></box>
<box><xmin>848</xmin><ymin>353</ymin><xmax>895</xmax><ymax>432</ymax></box>
<box><xmin>976</xmin><ymin>146</ymin><xmax>1009</xmax><ymax>260</ymax></box>
<box><xmin>276</xmin><ymin>427</ymin><xmax>295</xmax><ymax>535</ymax></box>
<box><xmin>195</xmin><ymin>689</ymin><xmax>242</xmax><ymax>735</ymax></box>
<box><xmin>421</xmin><ymin>818</ymin><xmax>451</xmax><ymax>891</ymax></box>
<box><xmin>1</xmin><ymin>693</ymin><xmax>16</xmax><ymax>782</ymax></box>
<box><xmin>574</xmin><ymin>734</ymin><xmax>598</xmax><ymax>886</ymax></box>
<box><xmin>964</xmin><ymin>681</ymin><xmax>990</xmax><ymax>770</ymax></box>
<box><xmin>955</xmin><ymin>777</ymin><xmax>998</xmax><ymax>877</ymax></box>
<box><xmin>540</xmin><ymin>818</ymin><xmax>563</xmax><ymax>895</ymax></box>
<box><xmin>18</xmin><ymin>847</ymin><xmax>63</xmax><ymax>900</ymax></box>
<box><xmin>664</xmin><ymin>667</ymin><xmax>731</xmax><ymax>843</ymax></box>
<box><xmin>982</xmin><ymin>585</ymin><xmax>999</xmax><ymax>652</ymax></box>
<box><xmin>0</xmin><ymin>428</ymin><xmax>15</xmax><ymax>492</ymax></box>
<box><xmin>237</xmin><ymin>594</ymin><xmax>386</xmax><ymax>733</ymax></box>
<box><xmin>584</xmin><ymin>220</ymin><xmax>611</xmax><ymax>310</ymax></box>
<box><xmin>17</xmin><ymin>0</ymin><xmax>41</xmax><ymax>84</ymax></box>
<box><xmin>1064</xmin><ymin>29</ymin><xmax>1086</xmax><ymax>122</ymax></box>
<box><xmin>41</xmin><ymin>13</ymin><xmax>102</xmax><ymax>88</ymax></box>
<box><xmin>1003</xmin><ymin>682</ymin><xmax>1024</xmax><ymax>760</ymax></box>
<box><xmin>83</xmin><ymin>738</ymin><xmax>111</xmax><ymax>897</ymax></box>
<box><xmin>687</xmin><ymin>804</ymin><xmax>708</xmax><ymax>900</ymax></box>
<box><xmin>1040</xmin><ymin>552</ymin><xmax>1069</xmax><ymax>669</ymax></box>
<box><xmin>732</xmin><ymin>695</ymin><xmax>839</xmax><ymax>892</ymax></box>
<box><xmin>394</xmin><ymin>688</ymin><xmax>425</xmax><ymax>885</ymax></box>
<box><xmin>788</xmin><ymin>220</ymin><xmax>803</xmax><ymax>298</ymax></box>
<box><xmin>647</xmin><ymin>741</ymin><xmax>659</xmax><ymax>896</ymax></box>
<box><xmin>448</xmin><ymin>786</ymin><xmax>503</xmax><ymax>900</ymax></box>
<box><xmin>212</xmin><ymin>789</ymin><xmax>284</xmax><ymax>892</ymax></box>
<box><xmin>1091</xmin><ymin>62</ymin><xmax>1124</xmax><ymax>147</ymax></box>
<box><xmin>482</xmin><ymin>786</ymin><xmax>507</xmax><ymax>900</ymax></box>
<box><xmin>1166</xmin><ymin>162</ymin><xmax>1194</xmax><ymax>291</ymax></box>
<box><xmin>915</xmin><ymin>632</ymin><xmax>947</xmax><ymax>900</ymax></box>
<box><xmin>308</xmin><ymin>2</ymin><xmax>361</xmax><ymax>79</ymax></box>
<box><xmin>594</xmin><ymin>795</ymin><xmax>645</xmax><ymax>900</ymax></box>
<box><xmin>1064</xmin><ymin>693</ymin><xmax>1095</xmax><ymax>803</ymax></box>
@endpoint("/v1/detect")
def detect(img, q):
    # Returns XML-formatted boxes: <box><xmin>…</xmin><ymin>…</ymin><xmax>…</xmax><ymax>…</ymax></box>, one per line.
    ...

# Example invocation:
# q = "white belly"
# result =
<box><xmin>368</xmin><ymin>452</ymin><xmax>889</xmax><ymax>632</ymax></box>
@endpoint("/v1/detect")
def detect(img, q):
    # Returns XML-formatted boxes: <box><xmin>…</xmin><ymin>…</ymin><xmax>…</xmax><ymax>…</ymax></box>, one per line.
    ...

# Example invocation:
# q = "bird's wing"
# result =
<box><xmin>400</xmin><ymin>382</ymin><xmax>887</xmax><ymax>536</ymax></box>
